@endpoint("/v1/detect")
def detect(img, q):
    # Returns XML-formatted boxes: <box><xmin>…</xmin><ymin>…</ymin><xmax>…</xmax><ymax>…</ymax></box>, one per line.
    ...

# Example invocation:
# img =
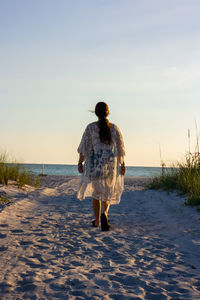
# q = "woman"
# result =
<box><xmin>77</xmin><ymin>102</ymin><xmax>126</xmax><ymax>231</ymax></box>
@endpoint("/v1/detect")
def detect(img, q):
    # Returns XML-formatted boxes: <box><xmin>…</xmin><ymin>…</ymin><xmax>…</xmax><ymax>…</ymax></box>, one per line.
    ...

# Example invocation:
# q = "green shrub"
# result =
<box><xmin>0</xmin><ymin>152</ymin><xmax>40</xmax><ymax>187</ymax></box>
<box><xmin>148</xmin><ymin>152</ymin><xmax>200</xmax><ymax>205</ymax></box>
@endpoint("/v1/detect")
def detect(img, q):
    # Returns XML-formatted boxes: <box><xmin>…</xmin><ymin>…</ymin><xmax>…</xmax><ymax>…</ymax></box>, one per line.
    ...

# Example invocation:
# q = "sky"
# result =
<box><xmin>1</xmin><ymin>0</ymin><xmax>200</xmax><ymax>166</ymax></box>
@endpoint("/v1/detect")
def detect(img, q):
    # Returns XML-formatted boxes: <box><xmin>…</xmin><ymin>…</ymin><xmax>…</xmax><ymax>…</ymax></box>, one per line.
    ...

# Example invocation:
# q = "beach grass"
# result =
<box><xmin>0</xmin><ymin>193</ymin><xmax>11</xmax><ymax>204</ymax></box>
<box><xmin>148</xmin><ymin>152</ymin><xmax>200</xmax><ymax>206</ymax></box>
<box><xmin>0</xmin><ymin>152</ymin><xmax>40</xmax><ymax>187</ymax></box>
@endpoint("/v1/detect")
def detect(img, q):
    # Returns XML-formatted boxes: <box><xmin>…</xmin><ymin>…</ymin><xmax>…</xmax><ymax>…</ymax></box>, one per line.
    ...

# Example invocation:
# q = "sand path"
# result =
<box><xmin>0</xmin><ymin>176</ymin><xmax>200</xmax><ymax>299</ymax></box>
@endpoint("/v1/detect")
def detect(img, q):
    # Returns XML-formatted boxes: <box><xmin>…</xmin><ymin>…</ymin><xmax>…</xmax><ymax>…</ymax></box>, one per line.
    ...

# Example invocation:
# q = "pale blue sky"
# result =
<box><xmin>1</xmin><ymin>0</ymin><xmax>200</xmax><ymax>166</ymax></box>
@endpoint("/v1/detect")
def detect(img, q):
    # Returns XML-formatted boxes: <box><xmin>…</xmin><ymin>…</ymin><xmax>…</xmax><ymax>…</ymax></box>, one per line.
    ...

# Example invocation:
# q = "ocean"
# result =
<box><xmin>22</xmin><ymin>164</ymin><xmax>162</xmax><ymax>177</ymax></box>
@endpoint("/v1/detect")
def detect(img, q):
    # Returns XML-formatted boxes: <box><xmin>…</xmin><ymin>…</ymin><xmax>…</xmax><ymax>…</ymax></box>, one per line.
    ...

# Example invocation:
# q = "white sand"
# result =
<box><xmin>0</xmin><ymin>176</ymin><xmax>200</xmax><ymax>299</ymax></box>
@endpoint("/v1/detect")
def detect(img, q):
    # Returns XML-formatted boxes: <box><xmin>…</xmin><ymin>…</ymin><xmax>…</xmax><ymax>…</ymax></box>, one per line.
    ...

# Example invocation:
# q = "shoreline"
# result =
<box><xmin>19</xmin><ymin>164</ymin><xmax>163</xmax><ymax>178</ymax></box>
<box><xmin>36</xmin><ymin>174</ymin><xmax>151</xmax><ymax>189</ymax></box>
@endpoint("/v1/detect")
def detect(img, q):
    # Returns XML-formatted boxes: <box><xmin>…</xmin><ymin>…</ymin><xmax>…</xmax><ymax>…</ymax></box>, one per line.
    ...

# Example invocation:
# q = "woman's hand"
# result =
<box><xmin>78</xmin><ymin>162</ymin><xmax>84</xmax><ymax>173</ymax></box>
<box><xmin>78</xmin><ymin>153</ymin><xmax>84</xmax><ymax>174</ymax></box>
<box><xmin>120</xmin><ymin>163</ymin><xmax>126</xmax><ymax>176</ymax></box>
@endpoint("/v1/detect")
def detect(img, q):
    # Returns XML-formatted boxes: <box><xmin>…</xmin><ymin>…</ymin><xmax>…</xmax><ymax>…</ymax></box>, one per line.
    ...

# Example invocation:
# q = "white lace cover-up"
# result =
<box><xmin>77</xmin><ymin>122</ymin><xmax>125</xmax><ymax>204</ymax></box>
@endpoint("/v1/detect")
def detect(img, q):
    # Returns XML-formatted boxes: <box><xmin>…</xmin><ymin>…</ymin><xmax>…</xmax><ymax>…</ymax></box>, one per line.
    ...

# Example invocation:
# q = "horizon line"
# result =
<box><xmin>16</xmin><ymin>162</ymin><xmax>164</xmax><ymax>168</ymax></box>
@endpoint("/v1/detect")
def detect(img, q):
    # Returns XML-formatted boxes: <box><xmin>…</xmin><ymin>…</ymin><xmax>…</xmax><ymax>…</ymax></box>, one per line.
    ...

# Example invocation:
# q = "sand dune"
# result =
<box><xmin>0</xmin><ymin>176</ymin><xmax>200</xmax><ymax>299</ymax></box>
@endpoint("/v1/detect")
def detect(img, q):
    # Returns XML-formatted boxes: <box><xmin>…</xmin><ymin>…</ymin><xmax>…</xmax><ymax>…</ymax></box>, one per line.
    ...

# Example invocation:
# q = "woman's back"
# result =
<box><xmin>77</xmin><ymin>120</ymin><xmax>125</xmax><ymax>204</ymax></box>
<box><xmin>79</xmin><ymin>121</ymin><xmax>125</xmax><ymax>158</ymax></box>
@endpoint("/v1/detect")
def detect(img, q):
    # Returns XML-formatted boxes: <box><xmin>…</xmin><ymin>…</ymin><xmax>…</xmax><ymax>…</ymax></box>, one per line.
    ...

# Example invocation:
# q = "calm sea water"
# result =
<box><xmin>22</xmin><ymin>164</ymin><xmax>162</xmax><ymax>177</ymax></box>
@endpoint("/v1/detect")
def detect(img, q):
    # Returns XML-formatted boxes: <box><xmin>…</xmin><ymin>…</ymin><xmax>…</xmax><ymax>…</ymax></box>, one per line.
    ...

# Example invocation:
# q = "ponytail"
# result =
<box><xmin>95</xmin><ymin>102</ymin><xmax>112</xmax><ymax>145</ymax></box>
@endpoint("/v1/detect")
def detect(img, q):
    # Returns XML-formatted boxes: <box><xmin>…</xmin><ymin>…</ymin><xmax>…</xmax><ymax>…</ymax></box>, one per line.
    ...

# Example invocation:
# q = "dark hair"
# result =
<box><xmin>95</xmin><ymin>102</ymin><xmax>112</xmax><ymax>145</ymax></box>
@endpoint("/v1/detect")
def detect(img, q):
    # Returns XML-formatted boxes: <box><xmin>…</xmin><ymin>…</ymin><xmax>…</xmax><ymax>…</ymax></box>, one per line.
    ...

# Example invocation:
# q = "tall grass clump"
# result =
<box><xmin>177</xmin><ymin>152</ymin><xmax>200</xmax><ymax>205</ymax></box>
<box><xmin>0</xmin><ymin>152</ymin><xmax>39</xmax><ymax>187</ymax></box>
<box><xmin>149</xmin><ymin>137</ymin><xmax>200</xmax><ymax>206</ymax></box>
<box><xmin>148</xmin><ymin>162</ymin><xmax>179</xmax><ymax>192</ymax></box>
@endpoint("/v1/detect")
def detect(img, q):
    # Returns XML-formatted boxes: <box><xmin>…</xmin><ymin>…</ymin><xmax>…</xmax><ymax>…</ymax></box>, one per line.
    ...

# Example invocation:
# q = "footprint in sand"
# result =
<box><xmin>69</xmin><ymin>260</ymin><xmax>84</xmax><ymax>267</ymax></box>
<box><xmin>66</xmin><ymin>278</ymin><xmax>87</xmax><ymax>290</ymax></box>
<box><xmin>0</xmin><ymin>282</ymin><xmax>11</xmax><ymax>293</ymax></box>
<box><xmin>109</xmin><ymin>274</ymin><xmax>142</xmax><ymax>287</ymax></box>
<box><xmin>30</xmin><ymin>228</ymin><xmax>45</xmax><ymax>233</ymax></box>
<box><xmin>0</xmin><ymin>232</ymin><xmax>7</xmax><ymax>238</ymax></box>
<box><xmin>37</xmin><ymin>238</ymin><xmax>53</xmax><ymax>244</ymax></box>
<box><xmin>94</xmin><ymin>279</ymin><xmax>110</xmax><ymax>289</ymax></box>
<box><xmin>0</xmin><ymin>245</ymin><xmax>8</xmax><ymax>251</ymax></box>
<box><xmin>20</xmin><ymin>220</ymin><xmax>30</xmax><ymax>224</ymax></box>
<box><xmin>16</xmin><ymin>280</ymin><xmax>37</xmax><ymax>292</ymax></box>
<box><xmin>25</xmin><ymin>217</ymin><xmax>34</xmax><ymax>220</ymax></box>
<box><xmin>49</xmin><ymin>282</ymin><xmax>66</xmax><ymax>291</ymax></box>
<box><xmin>36</xmin><ymin>244</ymin><xmax>49</xmax><ymax>250</ymax></box>
<box><xmin>20</xmin><ymin>257</ymin><xmax>46</xmax><ymax>269</ymax></box>
<box><xmin>10</xmin><ymin>229</ymin><xmax>24</xmax><ymax>234</ymax></box>
<box><xmin>39</xmin><ymin>223</ymin><xmax>49</xmax><ymax>229</ymax></box>
<box><xmin>0</xmin><ymin>223</ymin><xmax>8</xmax><ymax>227</ymax></box>
<box><xmin>19</xmin><ymin>240</ymin><xmax>34</xmax><ymax>246</ymax></box>
<box><xmin>33</xmin><ymin>232</ymin><xmax>46</xmax><ymax>237</ymax></box>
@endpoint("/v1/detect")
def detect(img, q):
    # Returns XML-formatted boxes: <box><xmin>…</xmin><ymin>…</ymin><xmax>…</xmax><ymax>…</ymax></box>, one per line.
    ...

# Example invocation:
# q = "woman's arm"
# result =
<box><xmin>114</xmin><ymin>125</ymin><xmax>126</xmax><ymax>176</ymax></box>
<box><xmin>77</xmin><ymin>124</ymin><xmax>92</xmax><ymax>174</ymax></box>
<box><xmin>78</xmin><ymin>153</ymin><xmax>84</xmax><ymax>173</ymax></box>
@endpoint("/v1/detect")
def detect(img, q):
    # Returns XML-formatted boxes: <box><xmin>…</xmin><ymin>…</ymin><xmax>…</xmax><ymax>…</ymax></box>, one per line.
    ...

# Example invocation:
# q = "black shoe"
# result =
<box><xmin>92</xmin><ymin>220</ymin><xmax>98</xmax><ymax>227</ymax></box>
<box><xmin>101</xmin><ymin>213</ymin><xmax>110</xmax><ymax>231</ymax></box>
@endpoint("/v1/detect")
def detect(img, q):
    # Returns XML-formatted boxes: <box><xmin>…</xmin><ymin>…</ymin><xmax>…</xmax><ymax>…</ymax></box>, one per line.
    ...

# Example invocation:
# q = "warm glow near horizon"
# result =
<box><xmin>1</xmin><ymin>1</ymin><xmax>200</xmax><ymax>167</ymax></box>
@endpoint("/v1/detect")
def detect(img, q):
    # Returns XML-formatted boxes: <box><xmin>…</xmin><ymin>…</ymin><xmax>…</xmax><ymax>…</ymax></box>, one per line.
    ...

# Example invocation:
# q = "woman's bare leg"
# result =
<box><xmin>102</xmin><ymin>201</ymin><xmax>110</xmax><ymax>217</ymax></box>
<box><xmin>92</xmin><ymin>198</ymin><xmax>101</xmax><ymax>226</ymax></box>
